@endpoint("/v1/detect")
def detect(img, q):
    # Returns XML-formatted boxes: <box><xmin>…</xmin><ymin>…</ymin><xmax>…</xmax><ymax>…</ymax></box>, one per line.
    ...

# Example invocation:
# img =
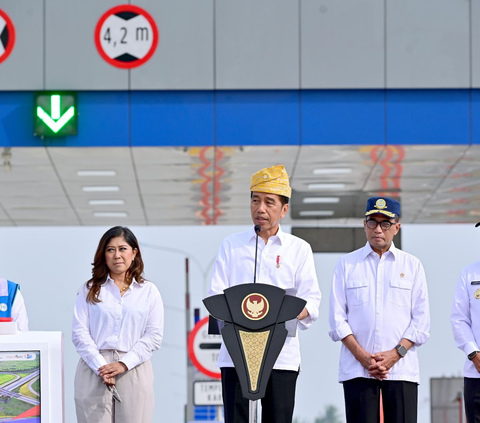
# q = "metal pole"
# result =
<box><xmin>379</xmin><ymin>390</ymin><xmax>384</xmax><ymax>423</ymax></box>
<box><xmin>185</xmin><ymin>258</ymin><xmax>194</xmax><ymax>423</ymax></box>
<box><xmin>458</xmin><ymin>395</ymin><xmax>463</xmax><ymax>423</ymax></box>
<box><xmin>186</xmin><ymin>257</ymin><xmax>191</xmax><ymax>334</ymax></box>
<box><xmin>249</xmin><ymin>400</ymin><xmax>258</xmax><ymax>423</ymax></box>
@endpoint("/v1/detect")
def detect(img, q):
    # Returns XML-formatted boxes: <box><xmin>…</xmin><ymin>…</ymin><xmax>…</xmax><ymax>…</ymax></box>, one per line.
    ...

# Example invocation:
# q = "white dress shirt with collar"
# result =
<box><xmin>329</xmin><ymin>242</ymin><xmax>430</xmax><ymax>383</ymax></box>
<box><xmin>72</xmin><ymin>276</ymin><xmax>164</xmax><ymax>374</ymax></box>
<box><xmin>451</xmin><ymin>261</ymin><xmax>480</xmax><ymax>378</ymax></box>
<box><xmin>208</xmin><ymin>226</ymin><xmax>321</xmax><ymax>371</ymax></box>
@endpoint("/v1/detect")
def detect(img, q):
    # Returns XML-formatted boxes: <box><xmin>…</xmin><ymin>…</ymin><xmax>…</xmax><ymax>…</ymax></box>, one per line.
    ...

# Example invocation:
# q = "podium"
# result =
<box><xmin>0</xmin><ymin>325</ymin><xmax>64</xmax><ymax>423</ymax></box>
<box><xmin>203</xmin><ymin>283</ymin><xmax>306</xmax><ymax>421</ymax></box>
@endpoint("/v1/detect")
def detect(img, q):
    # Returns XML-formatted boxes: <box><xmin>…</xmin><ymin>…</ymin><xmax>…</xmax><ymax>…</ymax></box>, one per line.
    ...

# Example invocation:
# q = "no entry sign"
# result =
<box><xmin>188</xmin><ymin>317</ymin><xmax>222</xmax><ymax>379</ymax></box>
<box><xmin>95</xmin><ymin>5</ymin><xmax>158</xmax><ymax>69</ymax></box>
<box><xmin>0</xmin><ymin>9</ymin><xmax>15</xmax><ymax>65</ymax></box>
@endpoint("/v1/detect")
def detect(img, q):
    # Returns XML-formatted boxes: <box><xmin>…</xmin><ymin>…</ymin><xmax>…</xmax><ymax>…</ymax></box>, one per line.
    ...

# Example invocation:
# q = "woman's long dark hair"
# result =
<box><xmin>86</xmin><ymin>226</ymin><xmax>145</xmax><ymax>304</ymax></box>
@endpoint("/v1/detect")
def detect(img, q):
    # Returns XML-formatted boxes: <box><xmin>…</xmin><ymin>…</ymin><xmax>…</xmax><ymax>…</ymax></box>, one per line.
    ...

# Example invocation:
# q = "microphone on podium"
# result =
<box><xmin>253</xmin><ymin>225</ymin><xmax>261</xmax><ymax>284</ymax></box>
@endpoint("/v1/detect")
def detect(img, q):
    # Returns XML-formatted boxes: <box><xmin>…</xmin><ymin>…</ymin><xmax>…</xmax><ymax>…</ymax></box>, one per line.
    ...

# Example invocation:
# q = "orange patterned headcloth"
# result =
<box><xmin>250</xmin><ymin>165</ymin><xmax>292</xmax><ymax>198</ymax></box>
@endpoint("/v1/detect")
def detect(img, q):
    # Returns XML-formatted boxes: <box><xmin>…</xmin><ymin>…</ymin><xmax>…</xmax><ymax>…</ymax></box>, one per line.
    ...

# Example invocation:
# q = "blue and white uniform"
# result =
<box><xmin>0</xmin><ymin>277</ymin><xmax>29</xmax><ymax>330</ymax></box>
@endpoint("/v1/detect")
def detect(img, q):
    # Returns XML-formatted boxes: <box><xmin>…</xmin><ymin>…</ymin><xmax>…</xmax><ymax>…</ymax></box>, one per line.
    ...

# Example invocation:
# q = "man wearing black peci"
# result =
<box><xmin>208</xmin><ymin>165</ymin><xmax>321</xmax><ymax>423</ymax></box>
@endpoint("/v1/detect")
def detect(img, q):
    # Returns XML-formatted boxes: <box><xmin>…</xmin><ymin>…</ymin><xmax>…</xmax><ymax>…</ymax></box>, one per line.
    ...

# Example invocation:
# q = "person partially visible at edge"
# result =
<box><xmin>0</xmin><ymin>277</ymin><xmax>28</xmax><ymax>330</ymax></box>
<box><xmin>450</xmin><ymin>222</ymin><xmax>480</xmax><ymax>423</ymax></box>
<box><xmin>72</xmin><ymin>226</ymin><xmax>164</xmax><ymax>423</ymax></box>
<box><xmin>208</xmin><ymin>164</ymin><xmax>322</xmax><ymax>423</ymax></box>
<box><xmin>329</xmin><ymin>196</ymin><xmax>430</xmax><ymax>423</ymax></box>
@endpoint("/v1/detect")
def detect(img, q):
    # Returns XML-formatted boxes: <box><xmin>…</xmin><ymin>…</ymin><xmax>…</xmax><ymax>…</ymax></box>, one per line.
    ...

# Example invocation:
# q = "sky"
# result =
<box><xmin>0</xmin><ymin>223</ymin><xmax>478</xmax><ymax>423</ymax></box>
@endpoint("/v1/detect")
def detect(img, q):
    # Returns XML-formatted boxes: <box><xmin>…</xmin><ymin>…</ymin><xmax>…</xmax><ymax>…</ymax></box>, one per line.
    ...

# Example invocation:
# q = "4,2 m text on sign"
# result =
<box><xmin>95</xmin><ymin>5</ymin><xmax>159</xmax><ymax>69</ymax></box>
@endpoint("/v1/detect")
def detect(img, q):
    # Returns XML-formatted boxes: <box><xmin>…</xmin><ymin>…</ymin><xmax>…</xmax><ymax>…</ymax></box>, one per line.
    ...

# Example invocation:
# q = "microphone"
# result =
<box><xmin>253</xmin><ymin>225</ymin><xmax>261</xmax><ymax>283</ymax></box>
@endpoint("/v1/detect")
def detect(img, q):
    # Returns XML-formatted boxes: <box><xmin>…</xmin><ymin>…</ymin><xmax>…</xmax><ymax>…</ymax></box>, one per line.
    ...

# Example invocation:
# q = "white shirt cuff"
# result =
<box><xmin>88</xmin><ymin>354</ymin><xmax>108</xmax><ymax>375</ymax></box>
<box><xmin>463</xmin><ymin>342</ymin><xmax>479</xmax><ymax>356</ymax></box>
<box><xmin>297</xmin><ymin>303</ymin><xmax>317</xmax><ymax>330</ymax></box>
<box><xmin>329</xmin><ymin>321</ymin><xmax>353</xmax><ymax>342</ymax></box>
<box><xmin>119</xmin><ymin>351</ymin><xmax>140</xmax><ymax>371</ymax></box>
<box><xmin>403</xmin><ymin>327</ymin><xmax>429</xmax><ymax>347</ymax></box>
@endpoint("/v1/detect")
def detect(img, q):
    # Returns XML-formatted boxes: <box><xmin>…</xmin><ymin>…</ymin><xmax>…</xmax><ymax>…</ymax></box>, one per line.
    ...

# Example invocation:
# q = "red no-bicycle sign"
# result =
<box><xmin>0</xmin><ymin>9</ymin><xmax>15</xmax><ymax>65</ymax></box>
<box><xmin>94</xmin><ymin>5</ymin><xmax>159</xmax><ymax>69</ymax></box>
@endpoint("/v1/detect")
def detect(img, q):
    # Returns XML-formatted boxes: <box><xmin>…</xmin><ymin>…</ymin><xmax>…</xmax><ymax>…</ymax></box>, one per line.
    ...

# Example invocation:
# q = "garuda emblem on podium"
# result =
<box><xmin>242</xmin><ymin>293</ymin><xmax>269</xmax><ymax>320</ymax></box>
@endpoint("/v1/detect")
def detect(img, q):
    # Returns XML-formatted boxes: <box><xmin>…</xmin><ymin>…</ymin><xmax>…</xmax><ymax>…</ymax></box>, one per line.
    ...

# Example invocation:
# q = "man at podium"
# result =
<box><xmin>208</xmin><ymin>165</ymin><xmax>321</xmax><ymax>423</ymax></box>
<box><xmin>0</xmin><ymin>277</ymin><xmax>28</xmax><ymax>330</ymax></box>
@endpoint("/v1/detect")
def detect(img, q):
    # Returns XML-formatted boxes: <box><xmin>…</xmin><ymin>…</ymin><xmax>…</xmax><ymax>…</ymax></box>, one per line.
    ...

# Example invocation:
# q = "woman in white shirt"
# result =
<box><xmin>72</xmin><ymin>226</ymin><xmax>164</xmax><ymax>423</ymax></box>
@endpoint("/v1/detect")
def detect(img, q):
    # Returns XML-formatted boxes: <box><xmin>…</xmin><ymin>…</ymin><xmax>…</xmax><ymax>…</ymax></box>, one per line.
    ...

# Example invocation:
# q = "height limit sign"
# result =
<box><xmin>95</xmin><ymin>5</ymin><xmax>159</xmax><ymax>69</ymax></box>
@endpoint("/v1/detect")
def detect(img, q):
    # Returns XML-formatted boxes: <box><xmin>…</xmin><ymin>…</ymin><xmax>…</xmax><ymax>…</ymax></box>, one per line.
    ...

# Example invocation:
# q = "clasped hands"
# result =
<box><xmin>98</xmin><ymin>362</ymin><xmax>128</xmax><ymax>387</ymax></box>
<box><xmin>361</xmin><ymin>349</ymin><xmax>400</xmax><ymax>380</ymax></box>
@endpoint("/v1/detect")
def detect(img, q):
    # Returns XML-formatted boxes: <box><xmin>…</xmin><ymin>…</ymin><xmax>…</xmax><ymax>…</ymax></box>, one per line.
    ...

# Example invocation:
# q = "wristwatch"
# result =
<box><xmin>468</xmin><ymin>351</ymin><xmax>480</xmax><ymax>361</ymax></box>
<box><xmin>395</xmin><ymin>344</ymin><xmax>407</xmax><ymax>358</ymax></box>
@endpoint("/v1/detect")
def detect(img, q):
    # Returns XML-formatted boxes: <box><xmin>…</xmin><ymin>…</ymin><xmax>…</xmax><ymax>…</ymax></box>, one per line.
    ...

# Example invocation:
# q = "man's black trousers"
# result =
<box><xmin>343</xmin><ymin>377</ymin><xmax>418</xmax><ymax>423</ymax></box>
<box><xmin>221</xmin><ymin>367</ymin><xmax>298</xmax><ymax>423</ymax></box>
<box><xmin>464</xmin><ymin>377</ymin><xmax>480</xmax><ymax>423</ymax></box>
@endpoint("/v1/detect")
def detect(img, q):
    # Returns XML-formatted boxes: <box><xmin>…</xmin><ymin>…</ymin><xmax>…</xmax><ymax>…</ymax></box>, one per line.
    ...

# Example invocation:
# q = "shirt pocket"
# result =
<box><xmin>389</xmin><ymin>279</ymin><xmax>413</xmax><ymax>307</ymax></box>
<box><xmin>345</xmin><ymin>279</ymin><xmax>369</xmax><ymax>306</ymax></box>
<box><xmin>272</xmin><ymin>263</ymin><xmax>296</xmax><ymax>291</ymax></box>
<box><xmin>469</xmin><ymin>285</ymin><xmax>480</xmax><ymax>304</ymax></box>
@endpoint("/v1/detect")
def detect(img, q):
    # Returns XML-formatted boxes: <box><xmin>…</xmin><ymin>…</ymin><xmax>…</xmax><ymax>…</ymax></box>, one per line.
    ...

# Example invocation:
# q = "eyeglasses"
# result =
<box><xmin>365</xmin><ymin>219</ymin><xmax>396</xmax><ymax>230</ymax></box>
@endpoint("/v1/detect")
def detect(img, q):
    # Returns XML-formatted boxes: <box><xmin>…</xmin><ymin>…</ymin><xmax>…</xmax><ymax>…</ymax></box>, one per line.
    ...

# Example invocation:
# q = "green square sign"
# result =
<box><xmin>34</xmin><ymin>92</ymin><xmax>77</xmax><ymax>137</ymax></box>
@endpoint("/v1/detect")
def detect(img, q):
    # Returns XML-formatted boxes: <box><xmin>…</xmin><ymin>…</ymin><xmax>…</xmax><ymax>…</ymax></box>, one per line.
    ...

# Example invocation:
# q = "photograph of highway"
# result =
<box><xmin>0</xmin><ymin>351</ymin><xmax>40</xmax><ymax>422</ymax></box>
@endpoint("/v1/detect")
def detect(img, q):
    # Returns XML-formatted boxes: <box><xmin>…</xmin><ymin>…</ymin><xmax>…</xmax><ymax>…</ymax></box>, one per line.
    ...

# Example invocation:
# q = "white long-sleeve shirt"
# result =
<box><xmin>72</xmin><ymin>276</ymin><xmax>164</xmax><ymax>374</ymax></box>
<box><xmin>329</xmin><ymin>242</ymin><xmax>430</xmax><ymax>383</ymax></box>
<box><xmin>451</xmin><ymin>261</ymin><xmax>480</xmax><ymax>378</ymax></box>
<box><xmin>208</xmin><ymin>226</ymin><xmax>321</xmax><ymax>371</ymax></box>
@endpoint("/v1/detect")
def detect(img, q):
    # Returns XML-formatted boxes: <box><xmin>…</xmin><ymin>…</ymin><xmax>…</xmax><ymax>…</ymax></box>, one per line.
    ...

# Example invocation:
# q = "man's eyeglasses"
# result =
<box><xmin>365</xmin><ymin>219</ymin><xmax>396</xmax><ymax>230</ymax></box>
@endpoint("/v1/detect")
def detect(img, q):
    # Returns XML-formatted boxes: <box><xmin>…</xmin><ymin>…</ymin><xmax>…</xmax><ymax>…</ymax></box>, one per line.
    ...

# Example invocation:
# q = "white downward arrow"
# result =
<box><xmin>37</xmin><ymin>95</ymin><xmax>75</xmax><ymax>133</ymax></box>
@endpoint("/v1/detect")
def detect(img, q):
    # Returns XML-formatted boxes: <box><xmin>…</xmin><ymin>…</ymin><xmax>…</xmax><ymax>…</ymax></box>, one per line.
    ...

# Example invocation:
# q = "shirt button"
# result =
<box><xmin>376</xmin><ymin>328</ymin><xmax>380</xmax><ymax>332</ymax></box>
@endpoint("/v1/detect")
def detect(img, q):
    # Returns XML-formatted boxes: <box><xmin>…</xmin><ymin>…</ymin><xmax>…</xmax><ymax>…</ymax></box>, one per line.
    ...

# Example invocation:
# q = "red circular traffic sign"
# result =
<box><xmin>94</xmin><ymin>5</ymin><xmax>158</xmax><ymax>69</ymax></box>
<box><xmin>0</xmin><ymin>9</ymin><xmax>15</xmax><ymax>65</ymax></box>
<box><xmin>188</xmin><ymin>317</ymin><xmax>222</xmax><ymax>379</ymax></box>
